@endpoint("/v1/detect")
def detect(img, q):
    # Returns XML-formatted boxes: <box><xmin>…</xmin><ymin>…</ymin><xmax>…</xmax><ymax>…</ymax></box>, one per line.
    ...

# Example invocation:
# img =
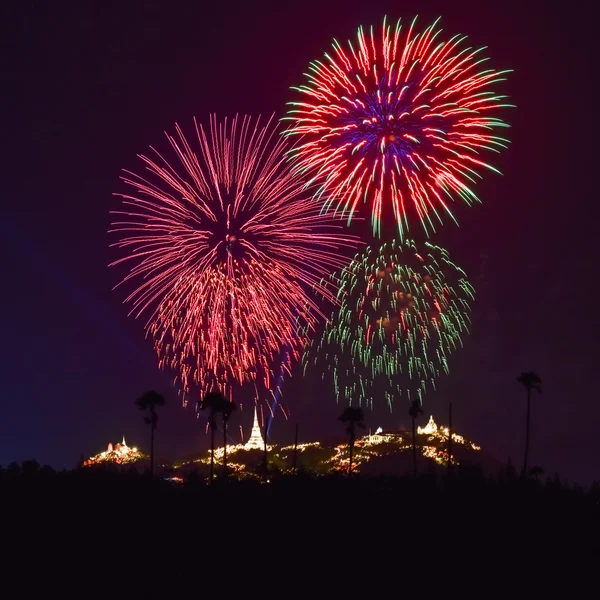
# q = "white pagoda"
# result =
<box><xmin>244</xmin><ymin>407</ymin><xmax>265</xmax><ymax>450</ymax></box>
<box><xmin>418</xmin><ymin>415</ymin><xmax>439</xmax><ymax>436</ymax></box>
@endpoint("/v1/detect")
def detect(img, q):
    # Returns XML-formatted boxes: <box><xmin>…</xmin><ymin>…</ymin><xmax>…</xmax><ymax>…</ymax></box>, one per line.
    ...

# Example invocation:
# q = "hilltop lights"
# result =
<box><xmin>83</xmin><ymin>437</ymin><xmax>146</xmax><ymax>466</ymax></box>
<box><xmin>418</xmin><ymin>415</ymin><xmax>481</xmax><ymax>451</ymax></box>
<box><xmin>173</xmin><ymin>414</ymin><xmax>482</xmax><ymax>476</ymax></box>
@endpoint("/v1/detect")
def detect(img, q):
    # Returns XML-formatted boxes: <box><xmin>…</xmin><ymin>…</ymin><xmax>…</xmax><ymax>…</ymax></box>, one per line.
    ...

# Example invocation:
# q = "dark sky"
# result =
<box><xmin>1</xmin><ymin>0</ymin><xmax>598</xmax><ymax>484</ymax></box>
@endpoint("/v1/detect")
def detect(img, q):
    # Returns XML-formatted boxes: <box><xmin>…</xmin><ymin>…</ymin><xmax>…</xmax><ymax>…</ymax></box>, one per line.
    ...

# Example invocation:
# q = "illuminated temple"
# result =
<box><xmin>244</xmin><ymin>408</ymin><xmax>265</xmax><ymax>450</ymax></box>
<box><xmin>83</xmin><ymin>437</ymin><xmax>146</xmax><ymax>466</ymax></box>
<box><xmin>418</xmin><ymin>415</ymin><xmax>440</xmax><ymax>436</ymax></box>
<box><xmin>173</xmin><ymin>413</ymin><xmax>486</xmax><ymax>477</ymax></box>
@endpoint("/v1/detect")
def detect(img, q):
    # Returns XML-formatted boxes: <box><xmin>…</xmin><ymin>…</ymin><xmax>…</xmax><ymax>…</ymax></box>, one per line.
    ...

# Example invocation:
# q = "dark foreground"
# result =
<box><xmin>3</xmin><ymin>461</ymin><xmax>598</xmax><ymax>589</ymax></box>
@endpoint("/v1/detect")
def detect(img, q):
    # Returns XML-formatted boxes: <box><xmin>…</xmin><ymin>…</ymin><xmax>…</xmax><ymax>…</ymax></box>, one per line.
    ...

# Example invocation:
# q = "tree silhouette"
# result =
<box><xmin>339</xmin><ymin>406</ymin><xmax>365</xmax><ymax>475</ymax></box>
<box><xmin>263</xmin><ymin>418</ymin><xmax>269</xmax><ymax>479</ymax></box>
<box><xmin>199</xmin><ymin>391</ymin><xmax>228</xmax><ymax>483</ymax></box>
<box><xmin>221</xmin><ymin>400</ymin><xmax>236</xmax><ymax>478</ymax></box>
<box><xmin>408</xmin><ymin>399</ymin><xmax>423</xmax><ymax>476</ymax></box>
<box><xmin>517</xmin><ymin>371</ymin><xmax>542</xmax><ymax>477</ymax></box>
<box><xmin>135</xmin><ymin>390</ymin><xmax>166</xmax><ymax>476</ymax></box>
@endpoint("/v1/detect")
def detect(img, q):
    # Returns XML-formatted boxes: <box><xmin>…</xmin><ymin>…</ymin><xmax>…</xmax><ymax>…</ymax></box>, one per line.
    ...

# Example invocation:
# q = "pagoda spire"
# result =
<box><xmin>418</xmin><ymin>415</ymin><xmax>438</xmax><ymax>435</ymax></box>
<box><xmin>244</xmin><ymin>407</ymin><xmax>264</xmax><ymax>450</ymax></box>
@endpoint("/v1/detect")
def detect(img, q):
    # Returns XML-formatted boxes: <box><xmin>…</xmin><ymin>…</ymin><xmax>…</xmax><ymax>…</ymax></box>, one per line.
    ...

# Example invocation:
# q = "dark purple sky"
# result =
<box><xmin>1</xmin><ymin>0</ymin><xmax>598</xmax><ymax>484</ymax></box>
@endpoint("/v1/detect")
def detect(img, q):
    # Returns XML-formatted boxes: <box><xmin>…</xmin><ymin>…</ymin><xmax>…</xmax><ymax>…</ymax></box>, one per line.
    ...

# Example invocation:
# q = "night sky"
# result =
<box><xmin>2</xmin><ymin>0</ymin><xmax>598</xmax><ymax>484</ymax></box>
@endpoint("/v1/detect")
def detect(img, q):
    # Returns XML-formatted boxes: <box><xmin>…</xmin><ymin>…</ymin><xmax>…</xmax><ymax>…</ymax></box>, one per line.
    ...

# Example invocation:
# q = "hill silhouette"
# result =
<box><xmin>171</xmin><ymin>415</ymin><xmax>501</xmax><ymax>479</ymax></box>
<box><xmin>2</xmin><ymin>458</ymin><xmax>598</xmax><ymax>588</ymax></box>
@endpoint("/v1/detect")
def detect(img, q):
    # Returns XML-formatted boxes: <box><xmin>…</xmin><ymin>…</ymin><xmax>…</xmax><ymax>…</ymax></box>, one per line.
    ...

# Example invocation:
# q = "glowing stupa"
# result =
<box><xmin>418</xmin><ymin>415</ymin><xmax>439</xmax><ymax>435</ymax></box>
<box><xmin>244</xmin><ymin>408</ymin><xmax>264</xmax><ymax>450</ymax></box>
<box><xmin>83</xmin><ymin>436</ymin><xmax>146</xmax><ymax>466</ymax></box>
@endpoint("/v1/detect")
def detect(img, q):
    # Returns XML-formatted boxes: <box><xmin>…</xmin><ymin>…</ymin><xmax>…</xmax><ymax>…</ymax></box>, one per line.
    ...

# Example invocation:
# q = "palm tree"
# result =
<box><xmin>263</xmin><ymin>417</ymin><xmax>269</xmax><ymax>478</ymax></box>
<box><xmin>517</xmin><ymin>371</ymin><xmax>542</xmax><ymax>477</ymax></box>
<box><xmin>135</xmin><ymin>390</ymin><xmax>166</xmax><ymax>476</ymax></box>
<box><xmin>339</xmin><ymin>406</ymin><xmax>365</xmax><ymax>475</ymax></box>
<box><xmin>199</xmin><ymin>391</ymin><xmax>228</xmax><ymax>483</ymax></box>
<box><xmin>447</xmin><ymin>401</ymin><xmax>453</xmax><ymax>473</ymax></box>
<box><xmin>221</xmin><ymin>400</ymin><xmax>236</xmax><ymax>478</ymax></box>
<box><xmin>408</xmin><ymin>399</ymin><xmax>423</xmax><ymax>476</ymax></box>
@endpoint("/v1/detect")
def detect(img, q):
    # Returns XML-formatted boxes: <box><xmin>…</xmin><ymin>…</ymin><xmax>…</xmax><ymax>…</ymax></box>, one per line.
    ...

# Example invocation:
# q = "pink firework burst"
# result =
<box><xmin>284</xmin><ymin>16</ymin><xmax>513</xmax><ymax>238</ymax></box>
<box><xmin>110</xmin><ymin>114</ymin><xmax>356</xmax><ymax>400</ymax></box>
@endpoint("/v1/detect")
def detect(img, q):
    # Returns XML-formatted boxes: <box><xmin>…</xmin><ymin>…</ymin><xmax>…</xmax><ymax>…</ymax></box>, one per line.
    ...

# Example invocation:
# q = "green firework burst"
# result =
<box><xmin>304</xmin><ymin>239</ymin><xmax>475</xmax><ymax>409</ymax></box>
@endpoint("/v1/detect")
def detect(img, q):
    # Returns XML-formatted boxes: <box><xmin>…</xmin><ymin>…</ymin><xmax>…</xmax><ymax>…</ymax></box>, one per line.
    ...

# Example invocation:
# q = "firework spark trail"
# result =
<box><xmin>304</xmin><ymin>239</ymin><xmax>475</xmax><ymax>409</ymax></box>
<box><xmin>110</xmin><ymin>114</ymin><xmax>357</xmax><ymax>400</ymax></box>
<box><xmin>284</xmin><ymin>16</ymin><xmax>513</xmax><ymax>238</ymax></box>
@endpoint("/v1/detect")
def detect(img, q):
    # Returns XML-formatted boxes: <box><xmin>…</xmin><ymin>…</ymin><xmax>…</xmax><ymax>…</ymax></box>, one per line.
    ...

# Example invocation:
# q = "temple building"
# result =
<box><xmin>366</xmin><ymin>426</ymin><xmax>404</xmax><ymax>445</ymax></box>
<box><xmin>418</xmin><ymin>415</ymin><xmax>439</xmax><ymax>436</ymax></box>
<box><xmin>244</xmin><ymin>408</ymin><xmax>265</xmax><ymax>450</ymax></box>
<box><xmin>83</xmin><ymin>436</ymin><xmax>146</xmax><ymax>466</ymax></box>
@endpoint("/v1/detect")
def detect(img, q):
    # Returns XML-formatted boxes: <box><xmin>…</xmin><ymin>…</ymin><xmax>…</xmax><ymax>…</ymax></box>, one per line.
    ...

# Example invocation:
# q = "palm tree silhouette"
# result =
<box><xmin>408</xmin><ymin>399</ymin><xmax>423</xmax><ymax>476</ymax></box>
<box><xmin>135</xmin><ymin>390</ymin><xmax>166</xmax><ymax>476</ymax></box>
<box><xmin>199</xmin><ymin>391</ymin><xmax>228</xmax><ymax>483</ymax></box>
<box><xmin>221</xmin><ymin>400</ymin><xmax>236</xmax><ymax>478</ymax></box>
<box><xmin>517</xmin><ymin>371</ymin><xmax>542</xmax><ymax>477</ymax></box>
<box><xmin>339</xmin><ymin>406</ymin><xmax>365</xmax><ymax>475</ymax></box>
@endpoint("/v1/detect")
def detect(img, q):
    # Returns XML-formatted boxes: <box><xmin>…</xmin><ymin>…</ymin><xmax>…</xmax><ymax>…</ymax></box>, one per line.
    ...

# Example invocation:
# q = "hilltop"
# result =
<box><xmin>171</xmin><ymin>415</ymin><xmax>501</xmax><ymax>479</ymax></box>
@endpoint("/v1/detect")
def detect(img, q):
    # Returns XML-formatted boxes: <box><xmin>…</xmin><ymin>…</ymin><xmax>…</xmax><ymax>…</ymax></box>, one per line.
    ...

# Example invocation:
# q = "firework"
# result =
<box><xmin>284</xmin><ymin>16</ymin><xmax>513</xmax><ymax>238</ymax></box>
<box><xmin>304</xmin><ymin>239</ymin><xmax>475</xmax><ymax>408</ymax></box>
<box><xmin>110</xmin><ymin>114</ymin><xmax>356</xmax><ymax>398</ymax></box>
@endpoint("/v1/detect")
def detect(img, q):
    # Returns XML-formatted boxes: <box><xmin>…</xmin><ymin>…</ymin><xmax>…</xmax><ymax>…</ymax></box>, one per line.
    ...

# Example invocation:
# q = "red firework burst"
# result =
<box><xmin>284</xmin><ymin>16</ymin><xmax>513</xmax><ymax>238</ymax></box>
<box><xmin>110</xmin><ymin>114</ymin><xmax>356</xmax><ymax>399</ymax></box>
